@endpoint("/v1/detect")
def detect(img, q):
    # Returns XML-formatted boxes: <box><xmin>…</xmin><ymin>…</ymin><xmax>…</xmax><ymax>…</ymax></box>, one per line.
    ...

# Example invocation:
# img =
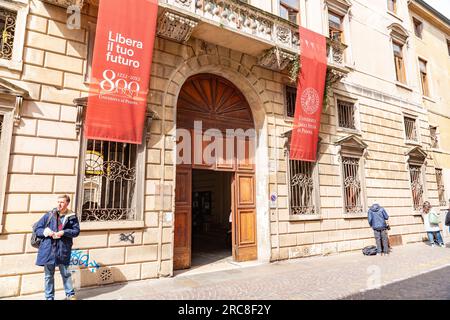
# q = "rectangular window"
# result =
<box><xmin>436</xmin><ymin>169</ymin><xmax>446</xmax><ymax>207</ymax></box>
<box><xmin>388</xmin><ymin>0</ymin><xmax>397</xmax><ymax>14</ymax></box>
<box><xmin>393</xmin><ymin>42</ymin><xmax>406</xmax><ymax>83</ymax></box>
<box><xmin>337</xmin><ymin>99</ymin><xmax>356</xmax><ymax>129</ymax></box>
<box><xmin>342</xmin><ymin>157</ymin><xmax>363</xmax><ymax>214</ymax></box>
<box><xmin>280</xmin><ymin>0</ymin><xmax>299</xmax><ymax>24</ymax></box>
<box><xmin>430</xmin><ymin>126</ymin><xmax>438</xmax><ymax>148</ymax></box>
<box><xmin>328</xmin><ymin>11</ymin><xmax>344</xmax><ymax>43</ymax></box>
<box><xmin>447</xmin><ymin>39</ymin><xmax>450</xmax><ymax>56</ymax></box>
<box><xmin>419</xmin><ymin>58</ymin><xmax>429</xmax><ymax>96</ymax></box>
<box><xmin>0</xmin><ymin>7</ymin><xmax>17</xmax><ymax>61</ymax></box>
<box><xmin>409</xmin><ymin>165</ymin><xmax>423</xmax><ymax>211</ymax></box>
<box><xmin>289</xmin><ymin>160</ymin><xmax>315</xmax><ymax>215</ymax></box>
<box><xmin>80</xmin><ymin>140</ymin><xmax>138</xmax><ymax>222</ymax></box>
<box><xmin>404</xmin><ymin>116</ymin><xmax>418</xmax><ymax>142</ymax></box>
<box><xmin>285</xmin><ymin>85</ymin><xmax>296</xmax><ymax>118</ymax></box>
<box><xmin>413</xmin><ymin>18</ymin><xmax>423</xmax><ymax>38</ymax></box>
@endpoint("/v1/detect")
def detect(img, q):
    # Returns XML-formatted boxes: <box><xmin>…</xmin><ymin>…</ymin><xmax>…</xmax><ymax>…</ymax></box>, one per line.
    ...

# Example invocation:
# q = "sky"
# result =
<box><xmin>423</xmin><ymin>0</ymin><xmax>450</xmax><ymax>19</ymax></box>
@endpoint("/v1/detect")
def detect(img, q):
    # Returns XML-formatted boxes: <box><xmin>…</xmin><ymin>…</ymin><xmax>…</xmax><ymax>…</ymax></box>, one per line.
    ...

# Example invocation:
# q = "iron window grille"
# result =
<box><xmin>337</xmin><ymin>100</ymin><xmax>356</xmax><ymax>129</ymax></box>
<box><xmin>285</xmin><ymin>85</ymin><xmax>296</xmax><ymax>118</ymax></box>
<box><xmin>409</xmin><ymin>165</ymin><xmax>423</xmax><ymax>211</ymax></box>
<box><xmin>404</xmin><ymin>117</ymin><xmax>418</xmax><ymax>142</ymax></box>
<box><xmin>342</xmin><ymin>157</ymin><xmax>363</xmax><ymax>214</ymax></box>
<box><xmin>435</xmin><ymin>169</ymin><xmax>446</xmax><ymax>207</ymax></box>
<box><xmin>79</xmin><ymin>140</ymin><xmax>138</xmax><ymax>222</ymax></box>
<box><xmin>289</xmin><ymin>159</ymin><xmax>315</xmax><ymax>215</ymax></box>
<box><xmin>0</xmin><ymin>8</ymin><xmax>16</xmax><ymax>61</ymax></box>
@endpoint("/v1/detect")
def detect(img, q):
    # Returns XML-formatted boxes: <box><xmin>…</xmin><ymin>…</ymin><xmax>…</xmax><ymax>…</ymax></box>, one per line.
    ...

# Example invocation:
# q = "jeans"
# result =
<box><xmin>44</xmin><ymin>264</ymin><xmax>75</xmax><ymax>300</ymax></box>
<box><xmin>374</xmin><ymin>229</ymin><xmax>389</xmax><ymax>254</ymax></box>
<box><xmin>427</xmin><ymin>231</ymin><xmax>444</xmax><ymax>245</ymax></box>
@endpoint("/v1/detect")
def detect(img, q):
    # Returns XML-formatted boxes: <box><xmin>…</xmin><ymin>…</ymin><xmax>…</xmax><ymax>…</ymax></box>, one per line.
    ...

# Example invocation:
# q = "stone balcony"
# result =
<box><xmin>41</xmin><ymin>0</ymin><xmax>350</xmax><ymax>75</ymax></box>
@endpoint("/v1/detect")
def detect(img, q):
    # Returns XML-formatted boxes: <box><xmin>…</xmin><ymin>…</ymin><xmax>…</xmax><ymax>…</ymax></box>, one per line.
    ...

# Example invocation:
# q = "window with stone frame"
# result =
<box><xmin>78</xmin><ymin>139</ymin><xmax>142</xmax><ymax>222</ymax></box>
<box><xmin>430</xmin><ymin>126</ymin><xmax>438</xmax><ymax>149</ymax></box>
<box><xmin>337</xmin><ymin>135</ymin><xmax>367</xmax><ymax>215</ymax></box>
<box><xmin>288</xmin><ymin>160</ymin><xmax>316</xmax><ymax>215</ymax></box>
<box><xmin>435</xmin><ymin>168</ymin><xmax>446</xmax><ymax>207</ymax></box>
<box><xmin>409</xmin><ymin>164</ymin><xmax>424</xmax><ymax>211</ymax></box>
<box><xmin>342</xmin><ymin>157</ymin><xmax>364</xmax><ymax>214</ymax></box>
<box><xmin>328</xmin><ymin>10</ymin><xmax>344</xmax><ymax>44</ymax></box>
<box><xmin>285</xmin><ymin>85</ymin><xmax>296</xmax><ymax>118</ymax></box>
<box><xmin>404</xmin><ymin>116</ymin><xmax>418</xmax><ymax>142</ymax></box>
<box><xmin>393</xmin><ymin>41</ymin><xmax>406</xmax><ymax>83</ymax></box>
<box><xmin>387</xmin><ymin>0</ymin><xmax>397</xmax><ymax>14</ymax></box>
<box><xmin>413</xmin><ymin>18</ymin><xmax>423</xmax><ymax>38</ymax></box>
<box><xmin>418</xmin><ymin>58</ymin><xmax>429</xmax><ymax>97</ymax></box>
<box><xmin>280</xmin><ymin>0</ymin><xmax>300</xmax><ymax>25</ymax></box>
<box><xmin>0</xmin><ymin>1</ymin><xmax>28</xmax><ymax>71</ymax></box>
<box><xmin>337</xmin><ymin>99</ymin><xmax>356</xmax><ymax>130</ymax></box>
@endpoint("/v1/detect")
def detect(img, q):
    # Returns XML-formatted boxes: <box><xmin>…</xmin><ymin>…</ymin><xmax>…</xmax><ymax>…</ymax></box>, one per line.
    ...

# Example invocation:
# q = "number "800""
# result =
<box><xmin>100</xmin><ymin>70</ymin><xmax>140</xmax><ymax>95</ymax></box>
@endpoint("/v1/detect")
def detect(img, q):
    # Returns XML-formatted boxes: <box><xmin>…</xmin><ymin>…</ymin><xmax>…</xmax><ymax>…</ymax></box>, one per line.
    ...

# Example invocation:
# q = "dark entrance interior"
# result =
<box><xmin>191</xmin><ymin>169</ymin><xmax>233</xmax><ymax>267</ymax></box>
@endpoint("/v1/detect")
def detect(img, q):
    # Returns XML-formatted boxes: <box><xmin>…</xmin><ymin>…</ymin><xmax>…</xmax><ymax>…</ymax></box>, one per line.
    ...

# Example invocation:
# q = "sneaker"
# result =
<box><xmin>431</xmin><ymin>243</ymin><xmax>436</xmax><ymax>247</ymax></box>
<box><xmin>439</xmin><ymin>243</ymin><xmax>445</xmax><ymax>247</ymax></box>
<box><xmin>67</xmin><ymin>295</ymin><xmax>77</xmax><ymax>300</ymax></box>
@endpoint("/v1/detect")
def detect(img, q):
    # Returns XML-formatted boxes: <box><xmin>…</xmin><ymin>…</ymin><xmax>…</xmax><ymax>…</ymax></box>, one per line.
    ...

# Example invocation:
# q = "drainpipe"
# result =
<box><xmin>157</xmin><ymin>85</ymin><xmax>169</xmax><ymax>277</ymax></box>
<box><xmin>271</xmin><ymin>109</ymin><xmax>281</xmax><ymax>261</ymax></box>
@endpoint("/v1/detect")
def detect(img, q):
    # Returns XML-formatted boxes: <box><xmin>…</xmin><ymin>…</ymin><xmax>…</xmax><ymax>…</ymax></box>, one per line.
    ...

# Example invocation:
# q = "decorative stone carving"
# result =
<box><xmin>164</xmin><ymin>0</ymin><xmax>299</xmax><ymax>52</ymax></box>
<box><xmin>0</xmin><ymin>78</ymin><xmax>29</xmax><ymax>127</ymax></box>
<box><xmin>157</xmin><ymin>11</ymin><xmax>198</xmax><ymax>43</ymax></box>
<box><xmin>175</xmin><ymin>0</ymin><xmax>192</xmax><ymax>7</ymax></box>
<box><xmin>257</xmin><ymin>47</ymin><xmax>296</xmax><ymax>71</ymax></box>
<box><xmin>327</xmin><ymin>38</ymin><xmax>347</xmax><ymax>66</ymax></box>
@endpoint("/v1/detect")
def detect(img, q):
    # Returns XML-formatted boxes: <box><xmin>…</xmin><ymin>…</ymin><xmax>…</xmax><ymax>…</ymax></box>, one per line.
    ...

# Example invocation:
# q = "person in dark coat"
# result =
<box><xmin>35</xmin><ymin>195</ymin><xmax>80</xmax><ymax>300</ymax></box>
<box><xmin>368</xmin><ymin>203</ymin><xmax>390</xmax><ymax>255</ymax></box>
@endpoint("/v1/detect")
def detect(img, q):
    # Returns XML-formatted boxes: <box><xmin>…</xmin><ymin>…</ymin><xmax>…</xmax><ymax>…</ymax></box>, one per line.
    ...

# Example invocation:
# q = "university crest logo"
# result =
<box><xmin>301</xmin><ymin>87</ymin><xmax>320</xmax><ymax>115</ymax></box>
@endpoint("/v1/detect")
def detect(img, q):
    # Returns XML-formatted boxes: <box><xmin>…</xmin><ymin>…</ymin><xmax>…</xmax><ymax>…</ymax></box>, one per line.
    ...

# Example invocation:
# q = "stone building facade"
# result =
<box><xmin>408</xmin><ymin>0</ymin><xmax>450</xmax><ymax>218</ymax></box>
<box><xmin>0</xmin><ymin>0</ymin><xmax>448</xmax><ymax>297</ymax></box>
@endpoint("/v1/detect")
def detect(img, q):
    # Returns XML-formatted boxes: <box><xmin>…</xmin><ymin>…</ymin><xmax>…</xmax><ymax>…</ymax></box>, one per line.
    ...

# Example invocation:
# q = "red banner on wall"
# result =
<box><xmin>289</xmin><ymin>26</ymin><xmax>327</xmax><ymax>161</ymax></box>
<box><xmin>85</xmin><ymin>0</ymin><xmax>158</xmax><ymax>144</ymax></box>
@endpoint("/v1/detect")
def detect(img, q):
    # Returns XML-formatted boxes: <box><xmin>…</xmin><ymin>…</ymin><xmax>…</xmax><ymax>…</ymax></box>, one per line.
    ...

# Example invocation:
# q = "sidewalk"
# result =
<box><xmin>8</xmin><ymin>242</ymin><xmax>450</xmax><ymax>300</ymax></box>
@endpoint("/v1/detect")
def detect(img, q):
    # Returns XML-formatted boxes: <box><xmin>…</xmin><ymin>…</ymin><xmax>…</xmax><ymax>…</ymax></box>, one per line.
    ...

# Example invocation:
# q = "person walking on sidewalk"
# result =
<box><xmin>368</xmin><ymin>203</ymin><xmax>390</xmax><ymax>255</ymax></box>
<box><xmin>422</xmin><ymin>201</ymin><xmax>444</xmax><ymax>247</ymax></box>
<box><xmin>34</xmin><ymin>195</ymin><xmax>80</xmax><ymax>300</ymax></box>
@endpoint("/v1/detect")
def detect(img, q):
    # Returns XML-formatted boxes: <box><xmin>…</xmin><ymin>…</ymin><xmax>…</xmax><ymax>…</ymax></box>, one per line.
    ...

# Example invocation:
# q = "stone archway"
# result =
<box><xmin>161</xmin><ymin>53</ymin><xmax>272</xmax><ymax>268</ymax></box>
<box><xmin>174</xmin><ymin>73</ymin><xmax>258</xmax><ymax>269</ymax></box>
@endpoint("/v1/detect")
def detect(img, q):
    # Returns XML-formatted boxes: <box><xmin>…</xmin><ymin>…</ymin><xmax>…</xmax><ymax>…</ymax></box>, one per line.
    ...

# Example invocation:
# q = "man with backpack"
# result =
<box><xmin>368</xmin><ymin>203</ymin><xmax>390</xmax><ymax>255</ymax></box>
<box><xmin>34</xmin><ymin>195</ymin><xmax>80</xmax><ymax>300</ymax></box>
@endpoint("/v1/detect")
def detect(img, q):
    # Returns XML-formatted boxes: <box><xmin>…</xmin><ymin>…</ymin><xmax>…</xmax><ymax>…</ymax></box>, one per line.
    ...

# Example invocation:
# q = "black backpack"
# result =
<box><xmin>362</xmin><ymin>245</ymin><xmax>378</xmax><ymax>256</ymax></box>
<box><xmin>445</xmin><ymin>210</ymin><xmax>450</xmax><ymax>226</ymax></box>
<box><xmin>30</xmin><ymin>212</ymin><xmax>52</xmax><ymax>249</ymax></box>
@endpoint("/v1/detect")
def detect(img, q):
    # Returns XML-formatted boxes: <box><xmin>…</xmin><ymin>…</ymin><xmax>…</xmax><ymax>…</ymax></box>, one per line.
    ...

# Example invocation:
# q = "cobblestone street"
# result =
<box><xmin>9</xmin><ymin>242</ymin><xmax>450</xmax><ymax>300</ymax></box>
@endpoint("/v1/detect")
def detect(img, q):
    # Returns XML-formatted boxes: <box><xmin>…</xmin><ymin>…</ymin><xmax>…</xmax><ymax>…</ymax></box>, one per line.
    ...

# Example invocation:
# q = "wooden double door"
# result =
<box><xmin>174</xmin><ymin>74</ymin><xmax>257</xmax><ymax>270</ymax></box>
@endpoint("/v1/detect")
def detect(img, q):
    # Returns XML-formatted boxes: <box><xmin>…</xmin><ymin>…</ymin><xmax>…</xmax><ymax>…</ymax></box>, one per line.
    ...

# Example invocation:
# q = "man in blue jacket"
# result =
<box><xmin>367</xmin><ymin>203</ymin><xmax>390</xmax><ymax>255</ymax></box>
<box><xmin>35</xmin><ymin>195</ymin><xmax>80</xmax><ymax>300</ymax></box>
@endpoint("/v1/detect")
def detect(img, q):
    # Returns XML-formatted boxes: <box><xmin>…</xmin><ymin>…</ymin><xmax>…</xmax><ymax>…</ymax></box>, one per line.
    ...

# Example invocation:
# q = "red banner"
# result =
<box><xmin>290</xmin><ymin>27</ymin><xmax>327</xmax><ymax>161</ymax></box>
<box><xmin>85</xmin><ymin>0</ymin><xmax>158</xmax><ymax>144</ymax></box>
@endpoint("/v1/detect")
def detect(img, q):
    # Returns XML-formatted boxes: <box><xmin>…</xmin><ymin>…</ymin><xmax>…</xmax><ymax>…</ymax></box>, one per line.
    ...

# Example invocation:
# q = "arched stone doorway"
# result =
<box><xmin>174</xmin><ymin>73</ymin><xmax>257</xmax><ymax>270</ymax></box>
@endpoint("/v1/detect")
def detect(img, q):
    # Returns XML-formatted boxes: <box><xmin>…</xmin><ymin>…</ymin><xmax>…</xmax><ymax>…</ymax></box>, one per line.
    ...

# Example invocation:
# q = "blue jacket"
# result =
<box><xmin>368</xmin><ymin>204</ymin><xmax>389</xmax><ymax>230</ymax></box>
<box><xmin>35</xmin><ymin>209</ymin><xmax>80</xmax><ymax>266</ymax></box>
